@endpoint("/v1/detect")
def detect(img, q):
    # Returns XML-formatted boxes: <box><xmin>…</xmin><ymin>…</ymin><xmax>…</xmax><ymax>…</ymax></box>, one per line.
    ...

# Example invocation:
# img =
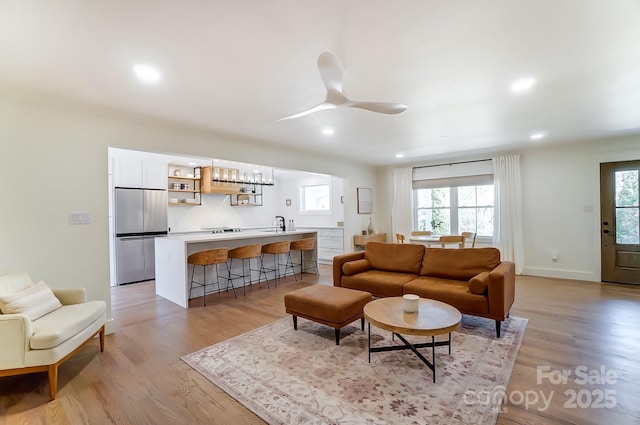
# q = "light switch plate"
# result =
<box><xmin>69</xmin><ymin>212</ymin><xmax>91</xmax><ymax>224</ymax></box>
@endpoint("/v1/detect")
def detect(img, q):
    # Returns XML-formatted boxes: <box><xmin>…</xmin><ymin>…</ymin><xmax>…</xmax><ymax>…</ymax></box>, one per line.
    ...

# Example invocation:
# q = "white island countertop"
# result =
<box><xmin>155</xmin><ymin>229</ymin><xmax>318</xmax><ymax>308</ymax></box>
<box><xmin>165</xmin><ymin>229</ymin><xmax>314</xmax><ymax>244</ymax></box>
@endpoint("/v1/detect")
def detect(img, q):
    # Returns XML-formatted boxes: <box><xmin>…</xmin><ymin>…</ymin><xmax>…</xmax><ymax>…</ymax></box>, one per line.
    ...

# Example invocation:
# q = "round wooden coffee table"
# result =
<box><xmin>363</xmin><ymin>297</ymin><xmax>462</xmax><ymax>382</ymax></box>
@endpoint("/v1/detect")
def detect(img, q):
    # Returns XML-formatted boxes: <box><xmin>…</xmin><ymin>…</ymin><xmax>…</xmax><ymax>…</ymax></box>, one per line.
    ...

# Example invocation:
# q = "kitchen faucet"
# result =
<box><xmin>275</xmin><ymin>216</ymin><xmax>286</xmax><ymax>232</ymax></box>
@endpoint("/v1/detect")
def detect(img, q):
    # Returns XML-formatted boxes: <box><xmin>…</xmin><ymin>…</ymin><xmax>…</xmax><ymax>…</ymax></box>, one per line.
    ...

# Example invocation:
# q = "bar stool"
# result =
<box><xmin>227</xmin><ymin>244</ymin><xmax>263</xmax><ymax>295</ymax></box>
<box><xmin>187</xmin><ymin>248</ymin><xmax>236</xmax><ymax>306</ymax></box>
<box><xmin>290</xmin><ymin>238</ymin><xmax>318</xmax><ymax>280</ymax></box>
<box><xmin>260</xmin><ymin>240</ymin><xmax>297</xmax><ymax>287</ymax></box>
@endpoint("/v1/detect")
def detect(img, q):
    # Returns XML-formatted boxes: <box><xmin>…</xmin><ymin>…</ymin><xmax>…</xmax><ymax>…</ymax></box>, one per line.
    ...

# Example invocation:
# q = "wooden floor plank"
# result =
<box><xmin>1</xmin><ymin>267</ymin><xmax>639</xmax><ymax>424</ymax></box>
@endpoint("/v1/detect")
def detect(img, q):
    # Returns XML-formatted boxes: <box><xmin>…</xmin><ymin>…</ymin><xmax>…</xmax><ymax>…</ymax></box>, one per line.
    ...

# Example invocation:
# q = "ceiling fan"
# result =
<box><xmin>279</xmin><ymin>51</ymin><xmax>408</xmax><ymax>121</ymax></box>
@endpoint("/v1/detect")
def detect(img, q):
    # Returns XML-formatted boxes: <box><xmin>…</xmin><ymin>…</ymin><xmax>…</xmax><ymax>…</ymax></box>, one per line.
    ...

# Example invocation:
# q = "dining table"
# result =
<box><xmin>409</xmin><ymin>235</ymin><xmax>467</xmax><ymax>248</ymax></box>
<box><xmin>408</xmin><ymin>235</ymin><xmax>441</xmax><ymax>246</ymax></box>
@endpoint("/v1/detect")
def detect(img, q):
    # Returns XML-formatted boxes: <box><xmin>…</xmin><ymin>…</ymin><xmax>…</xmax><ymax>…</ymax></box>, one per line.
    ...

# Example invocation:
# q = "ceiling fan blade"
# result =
<box><xmin>279</xmin><ymin>51</ymin><xmax>408</xmax><ymax>121</ymax></box>
<box><xmin>317</xmin><ymin>51</ymin><xmax>345</xmax><ymax>95</ymax></box>
<box><xmin>278</xmin><ymin>102</ymin><xmax>336</xmax><ymax>121</ymax></box>
<box><xmin>347</xmin><ymin>101</ymin><xmax>408</xmax><ymax>114</ymax></box>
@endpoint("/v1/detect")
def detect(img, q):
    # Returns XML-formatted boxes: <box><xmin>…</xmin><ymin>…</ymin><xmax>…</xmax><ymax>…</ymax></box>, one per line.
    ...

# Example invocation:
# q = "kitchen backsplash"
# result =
<box><xmin>168</xmin><ymin>174</ymin><xmax>344</xmax><ymax>232</ymax></box>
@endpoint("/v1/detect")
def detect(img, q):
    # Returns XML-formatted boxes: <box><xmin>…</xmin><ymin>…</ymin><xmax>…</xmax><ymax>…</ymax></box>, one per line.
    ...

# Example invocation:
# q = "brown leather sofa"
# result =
<box><xmin>333</xmin><ymin>242</ymin><xmax>515</xmax><ymax>337</ymax></box>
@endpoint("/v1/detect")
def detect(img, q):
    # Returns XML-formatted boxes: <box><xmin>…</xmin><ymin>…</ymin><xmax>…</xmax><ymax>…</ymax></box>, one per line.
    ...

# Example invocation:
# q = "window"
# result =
<box><xmin>414</xmin><ymin>184</ymin><xmax>494</xmax><ymax>236</ymax></box>
<box><xmin>300</xmin><ymin>184</ymin><xmax>331</xmax><ymax>212</ymax></box>
<box><xmin>615</xmin><ymin>169</ymin><xmax>639</xmax><ymax>244</ymax></box>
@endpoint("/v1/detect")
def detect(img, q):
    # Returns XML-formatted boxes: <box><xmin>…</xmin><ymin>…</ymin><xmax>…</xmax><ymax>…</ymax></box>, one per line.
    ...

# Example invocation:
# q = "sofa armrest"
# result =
<box><xmin>0</xmin><ymin>314</ymin><xmax>31</xmax><ymax>369</ymax></box>
<box><xmin>487</xmin><ymin>261</ymin><xmax>516</xmax><ymax>320</ymax></box>
<box><xmin>52</xmin><ymin>288</ymin><xmax>87</xmax><ymax>305</ymax></box>
<box><xmin>332</xmin><ymin>251</ymin><xmax>366</xmax><ymax>287</ymax></box>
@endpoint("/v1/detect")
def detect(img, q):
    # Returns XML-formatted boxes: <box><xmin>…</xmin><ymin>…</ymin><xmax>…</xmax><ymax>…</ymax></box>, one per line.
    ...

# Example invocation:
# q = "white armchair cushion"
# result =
<box><xmin>0</xmin><ymin>280</ymin><xmax>62</xmax><ymax>321</ymax></box>
<box><xmin>0</xmin><ymin>272</ymin><xmax>34</xmax><ymax>296</ymax></box>
<box><xmin>30</xmin><ymin>301</ymin><xmax>106</xmax><ymax>350</ymax></box>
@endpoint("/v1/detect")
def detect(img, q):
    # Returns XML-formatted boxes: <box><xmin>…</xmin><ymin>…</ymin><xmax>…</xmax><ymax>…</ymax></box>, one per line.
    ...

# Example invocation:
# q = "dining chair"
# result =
<box><xmin>461</xmin><ymin>232</ymin><xmax>477</xmax><ymax>248</ymax></box>
<box><xmin>439</xmin><ymin>235</ymin><xmax>465</xmax><ymax>248</ymax></box>
<box><xmin>411</xmin><ymin>231</ymin><xmax>432</xmax><ymax>236</ymax></box>
<box><xmin>395</xmin><ymin>233</ymin><xmax>406</xmax><ymax>244</ymax></box>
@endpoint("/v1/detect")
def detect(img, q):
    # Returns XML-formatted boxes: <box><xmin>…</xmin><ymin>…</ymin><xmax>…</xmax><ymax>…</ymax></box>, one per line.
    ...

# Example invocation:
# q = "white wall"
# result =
<box><xmin>0</xmin><ymin>88</ymin><xmax>376</xmax><ymax>331</ymax></box>
<box><xmin>376</xmin><ymin>135</ymin><xmax>640</xmax><ymax>282</ymax></box>
<box><xmin>273</xmin><ymin>170</ymin><xmax>344</xmax><ymax>228</ymax></box>
<box><xmin>521</xmin><ymin>136</ymin><xmax>640</xmax><ymax>281</ymax></box>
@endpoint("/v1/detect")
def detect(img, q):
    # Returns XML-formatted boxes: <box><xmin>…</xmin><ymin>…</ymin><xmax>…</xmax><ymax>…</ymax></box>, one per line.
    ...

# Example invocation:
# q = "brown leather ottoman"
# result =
<box><xmin>284</xmin><ymin>285</ymin><xmax>372</xmax><ymax>345</ymax></box>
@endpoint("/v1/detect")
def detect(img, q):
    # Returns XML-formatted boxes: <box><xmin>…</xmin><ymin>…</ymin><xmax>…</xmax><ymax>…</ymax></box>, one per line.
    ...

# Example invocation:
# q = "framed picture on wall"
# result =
<box><xmin>357</xmin><ymin>187</ymin><xmax>372</xmax><ymax>214</ymax></box>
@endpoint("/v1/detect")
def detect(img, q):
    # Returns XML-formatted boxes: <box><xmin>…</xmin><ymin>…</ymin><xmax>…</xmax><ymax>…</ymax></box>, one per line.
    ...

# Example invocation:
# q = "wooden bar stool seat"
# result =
<box><xmin>260</xmin><ymin>240</ymin><xmax>297</xmax><ymax>286</ymax></box>
<box><xmin>187</xmin><ymin>248</ymin><xmax>236</xmax><ymax>305</ymax></box>
<box><xmin>290</xmin><ymin>238</ymin><xmax>318</xmax><ymax>280</ymax></box>
<box><xmin>227</xmin><ymin>244</ymin><xmax>263</xmax><ymax>295</ymax></box>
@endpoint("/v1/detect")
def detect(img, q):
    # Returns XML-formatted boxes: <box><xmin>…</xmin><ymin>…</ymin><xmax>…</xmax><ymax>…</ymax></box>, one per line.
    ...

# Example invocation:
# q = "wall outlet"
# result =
<box><xmin>551</xmin><ymin>250</ymin><xmax>559</xmax><ymax>262</ymax></box>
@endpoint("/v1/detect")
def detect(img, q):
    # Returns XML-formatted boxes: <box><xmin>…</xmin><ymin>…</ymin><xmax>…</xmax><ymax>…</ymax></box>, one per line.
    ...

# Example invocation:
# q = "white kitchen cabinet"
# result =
<box><xmin>113</xmin><ymin>157</ymin><xmax>142</xmax><ymax>187</ymax></box>
<box><xmin>142</xmin><ymin>161</ymin><xmax>168</xmax><ymax>189</ymax></box>
<box><xmin>319</xmin><ymin>228</ymin><xmax>344</xmax><ymax>263</ymax></box>
<box><xmin>298</xmin><ymin>227</ymin><xmax>344</xmax><ymax>264</ymax></box>
<box><xmin>113</xmin><ymin>158</ymin><xmax>167</xmax><ymax>189</ymax></box>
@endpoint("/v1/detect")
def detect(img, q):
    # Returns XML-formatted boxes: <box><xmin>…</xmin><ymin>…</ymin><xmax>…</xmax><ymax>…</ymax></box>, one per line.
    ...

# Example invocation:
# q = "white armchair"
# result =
<box><xmin>0</xmin><ymin>272</ymin><xmax>106</xmax><ymax>400</ymax></box>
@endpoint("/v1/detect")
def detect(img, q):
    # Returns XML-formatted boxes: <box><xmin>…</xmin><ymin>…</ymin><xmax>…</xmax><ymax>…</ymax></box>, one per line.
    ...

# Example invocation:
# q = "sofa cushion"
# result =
<box><xmin>469</xmin><ymin>272</ymin><xmax>490</xmax><ymax>295</ymax></box>
<box><xmin>364</xmin><ymin>242</ymin><xmax>425</xmax><ymax>274</ymax></box>
<box><xmin>0</xmin><ymin>272</ymin><xmax>34</xmax><ymax>297</ymax></box>
<box><xmin>0</xmin><ymin>280</ymin><xmax>62</xmax><ymax>321</ymax></box>
<box><xmin>404</xmin><ymin>277</ymin><xmax>489</xmax><ymax>314</ymax></box>
<box><xmin>30</xmin><ymin>301</ymin><xmax>107</xmax><ymax>350</ymax></box>
<box><xmin>341</xmin><ymin>270</ymin><xmax>414</xmax><ymax>297</ymax></box>
<box><xmin>342</xmin><ymin>259</ymin><xmax>370</xmax><ymax>276</ymax></box>
<box><xmin>420</xmin><ymin>247</ymin><xmax>501</xmax><ymax>280</ymax></box>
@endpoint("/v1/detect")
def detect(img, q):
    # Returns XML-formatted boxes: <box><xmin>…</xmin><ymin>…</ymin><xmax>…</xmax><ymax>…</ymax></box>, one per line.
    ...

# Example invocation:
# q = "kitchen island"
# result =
<box><xmin>155</xmin><ymin>229</ymin><xmax>318</xmax><ymax>308</ymax></box>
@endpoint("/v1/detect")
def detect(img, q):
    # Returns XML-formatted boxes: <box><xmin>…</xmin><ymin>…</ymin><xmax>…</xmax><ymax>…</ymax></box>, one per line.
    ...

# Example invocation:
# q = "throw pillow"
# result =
<box><xmin>0</xmin><ymin>280</ymin><xmax>62</xmax><ymax>321</ymax></box>
<box><xmin>468</xmin><ymin>272</ymin><xmax>490</xmax><ymax>295</ymax></box>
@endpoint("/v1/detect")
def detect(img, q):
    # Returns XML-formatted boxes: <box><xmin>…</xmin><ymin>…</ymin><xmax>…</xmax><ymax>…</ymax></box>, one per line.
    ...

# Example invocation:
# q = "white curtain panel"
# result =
<box><xmin>392</xmin><ymin>167</ymin><xmax>414</xmax><ymax>240</ymax></box>
<box><xmin>492</xmin><ymin>155</ymin><xmax>524</xmax><ymax>274</ymax></box>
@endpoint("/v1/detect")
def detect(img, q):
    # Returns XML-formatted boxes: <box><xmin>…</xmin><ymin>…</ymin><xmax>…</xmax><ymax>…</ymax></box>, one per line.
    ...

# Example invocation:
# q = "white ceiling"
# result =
<box><xmin>2</xmin><ymin>1</ymin><xmax>640</xmax><ymax>166</ymax></box>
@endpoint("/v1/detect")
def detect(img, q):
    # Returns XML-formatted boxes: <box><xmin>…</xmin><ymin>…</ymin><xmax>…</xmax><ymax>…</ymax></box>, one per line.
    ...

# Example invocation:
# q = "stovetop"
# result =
<box><xmin>210</xmin><ymin>227</ymin><xmax>242</xmax><ymax>234</ymax></box>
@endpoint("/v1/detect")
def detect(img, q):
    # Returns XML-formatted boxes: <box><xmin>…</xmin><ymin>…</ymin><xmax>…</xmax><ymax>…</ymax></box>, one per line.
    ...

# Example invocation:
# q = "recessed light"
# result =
<box><xmin>510</xmin><ymin>77</ymin><xmax>536</xmax><ymax>93</ymax></box>
<box><xmin>188</xmin><ymin>162</ymin><xmax>196</xmax><ymax>166</ymax></box>
<box><xmin>133</xmin><ymin>64</ymin><xmax>162</xmax><ymax>84</ymax></box>
<box><xmin>395</xmin><ymin>153</ymin><xmax>404</xmax><ymax>158</ymax></box>
<box><xmin>530</xmin><ymin>132</ymin><xmax>547</xmax><ymax>140</ymax></box>
<box><xmin>322</xmin><ymin>128</ymin><xmax>334</xmax><ymax>135</ymax></box>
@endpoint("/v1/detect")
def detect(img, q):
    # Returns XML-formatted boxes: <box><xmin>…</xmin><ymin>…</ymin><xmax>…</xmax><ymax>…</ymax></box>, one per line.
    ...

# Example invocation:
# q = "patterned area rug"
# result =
<box><xmin>182</xmin><ymin>314</ymin><xmax>527</xmax><ymax>425</ymax></box>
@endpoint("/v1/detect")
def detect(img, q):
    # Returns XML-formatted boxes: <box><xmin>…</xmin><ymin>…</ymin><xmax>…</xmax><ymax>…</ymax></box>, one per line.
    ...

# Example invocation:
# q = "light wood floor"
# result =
<box><xmin>1</xmin><ymin>266</ymin><xmax>639</xmax><ymax>424</ymax></box>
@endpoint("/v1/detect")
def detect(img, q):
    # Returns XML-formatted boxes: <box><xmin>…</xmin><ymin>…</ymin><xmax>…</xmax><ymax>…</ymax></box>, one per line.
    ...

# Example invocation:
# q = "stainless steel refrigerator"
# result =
<box><xmin>115</xmin><ymin>188</ymin><xmax>168</xmax><ymax>285</ymax></box>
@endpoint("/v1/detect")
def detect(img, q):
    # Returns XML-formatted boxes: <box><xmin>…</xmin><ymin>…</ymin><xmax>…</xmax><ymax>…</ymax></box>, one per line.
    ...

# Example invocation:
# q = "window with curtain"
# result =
<box><xmin>414</xmin><ymin>184</ymin><xmax>494</xmax><ymax>236</ymax></box>
<box><xmin>412</xmin><ymin>160</ymin><xmax>494</xmax><ymax>237</ymax></box>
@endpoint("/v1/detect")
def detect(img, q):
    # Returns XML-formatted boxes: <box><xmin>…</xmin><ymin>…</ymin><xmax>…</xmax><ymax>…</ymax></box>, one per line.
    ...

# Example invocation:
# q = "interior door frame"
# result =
<box><xmin>591</xmin><ymin>146</ymin><xmax>640</xmax><ymax>282</ymax></box>
<box><xmin>600</xmin><ymin>160</ymin><xmax>640</xmax><ymax>283</ymax></box>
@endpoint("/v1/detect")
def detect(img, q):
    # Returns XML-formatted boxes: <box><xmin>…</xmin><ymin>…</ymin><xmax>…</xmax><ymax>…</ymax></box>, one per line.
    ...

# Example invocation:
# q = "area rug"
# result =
<box><xmin>182</xmin><ymin>314</ymin><xmax>527</xmax><ymax>425</ymax></box>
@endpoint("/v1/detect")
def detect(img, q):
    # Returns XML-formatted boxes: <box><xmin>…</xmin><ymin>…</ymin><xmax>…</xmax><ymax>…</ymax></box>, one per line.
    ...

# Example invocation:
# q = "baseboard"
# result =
<box><xmin>522</xmin><ymin>267</ymin><xmax>600</xmax><ymax>282</ymax></box>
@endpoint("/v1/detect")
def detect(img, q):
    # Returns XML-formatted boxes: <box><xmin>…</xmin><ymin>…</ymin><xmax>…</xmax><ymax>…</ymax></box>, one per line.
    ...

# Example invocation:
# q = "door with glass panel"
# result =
<box><xmin>600</xmin><ymin>160</ymin><xmax>640</xmax><ymax>284</ymax></box>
